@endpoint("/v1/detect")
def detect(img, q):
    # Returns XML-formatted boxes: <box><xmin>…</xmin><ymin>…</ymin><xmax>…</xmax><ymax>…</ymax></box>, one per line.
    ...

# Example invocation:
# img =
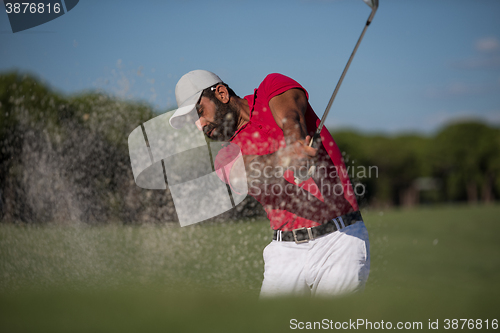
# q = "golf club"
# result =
<box><xmin>295</xmin><ymin>0</ymin><xmax>379</xmax><ymax>184</ymax></box>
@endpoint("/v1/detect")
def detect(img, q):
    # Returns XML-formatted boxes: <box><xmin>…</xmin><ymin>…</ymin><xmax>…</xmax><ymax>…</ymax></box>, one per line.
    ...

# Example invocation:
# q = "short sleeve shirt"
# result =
<box><xmin>230</xmin><ymin>74</ymin><xmax>358</xmax><ymax>231</ymax></box>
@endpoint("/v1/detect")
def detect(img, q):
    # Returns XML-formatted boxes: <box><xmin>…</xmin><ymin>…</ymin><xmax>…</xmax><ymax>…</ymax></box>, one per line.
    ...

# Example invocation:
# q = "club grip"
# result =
<box><xmin>294</xmin><ymin>133</ymin><xmax>320</xmax><ymax>184</ymax></box>
<box><xmin>309</xmin><ymin>132</ymin><xmax>321</xmax><ymax>149</ymax></box>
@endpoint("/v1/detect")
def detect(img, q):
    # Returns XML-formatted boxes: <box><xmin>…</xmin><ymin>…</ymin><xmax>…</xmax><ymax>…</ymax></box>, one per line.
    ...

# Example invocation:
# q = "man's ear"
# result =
<box><xmin>215</xmin><ymin>84</ymin><xmax>230</xmax><ymax>104</ymax></box>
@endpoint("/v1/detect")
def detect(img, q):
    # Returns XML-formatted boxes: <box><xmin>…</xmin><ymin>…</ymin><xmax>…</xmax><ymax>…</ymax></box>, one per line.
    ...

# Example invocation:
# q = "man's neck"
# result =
<box><xmin>233</xmin><ymin>97</ymin><xmax>250</xmax><ymax>130</ymax></box>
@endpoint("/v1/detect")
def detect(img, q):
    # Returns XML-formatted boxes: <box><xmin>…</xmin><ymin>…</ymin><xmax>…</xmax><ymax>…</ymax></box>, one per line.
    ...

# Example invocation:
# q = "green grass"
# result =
<box><xmin>1</xmin><ymin>205</ymin><xmax>499</xmax><ymax>332</ymax></box>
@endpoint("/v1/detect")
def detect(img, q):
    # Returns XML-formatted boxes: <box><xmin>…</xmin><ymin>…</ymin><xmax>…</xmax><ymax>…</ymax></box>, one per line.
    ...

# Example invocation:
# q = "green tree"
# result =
<box><xmin>431</xmin><ymin>121</ymin><xmax>499</xmax><ymax>203</ymax></box>
<box><xmin>333</xmin><ymin>130</ymin><xmax>431</xmax><ymax>207</ymax></box>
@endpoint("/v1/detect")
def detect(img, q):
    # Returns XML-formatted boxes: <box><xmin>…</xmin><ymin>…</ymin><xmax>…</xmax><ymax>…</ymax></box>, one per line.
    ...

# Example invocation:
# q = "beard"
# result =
<box><xmin>203</xmin><ymin>98</ymin><xmax>240</xmax><ymax>141</ymax></box>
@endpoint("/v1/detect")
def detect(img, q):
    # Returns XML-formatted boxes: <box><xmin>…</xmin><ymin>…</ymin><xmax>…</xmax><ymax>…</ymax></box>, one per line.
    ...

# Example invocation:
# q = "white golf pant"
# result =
<box><xmin>260</xmin><ymin>221</ymin><xmax>370</xmax><ymax>297</ymax></box>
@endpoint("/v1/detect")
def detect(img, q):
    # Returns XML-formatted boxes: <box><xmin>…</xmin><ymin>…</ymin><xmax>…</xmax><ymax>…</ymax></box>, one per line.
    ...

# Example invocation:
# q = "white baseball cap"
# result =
<box><xmin>169</xmin><ymin>70</ymin><xmax>222</xmax><ymax>129</ymax></box>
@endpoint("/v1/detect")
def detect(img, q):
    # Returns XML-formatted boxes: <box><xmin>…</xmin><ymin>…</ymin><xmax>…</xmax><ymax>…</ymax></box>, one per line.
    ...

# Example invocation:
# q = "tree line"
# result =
<box><xmin>0</xmin><ymin>72</ymin><xmax>498</xmax><ymax>224</ymax></box>
<box><xmin>333</xmin><ymin>122</ymin><xmax>500</xmax><ymax>207</ymax></box>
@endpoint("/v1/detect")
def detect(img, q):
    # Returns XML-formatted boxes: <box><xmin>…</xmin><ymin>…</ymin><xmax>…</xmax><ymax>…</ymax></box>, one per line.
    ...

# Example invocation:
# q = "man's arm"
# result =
<box><xmin>269</xmin><ymin>88</ymin><xmax>309</xmax><ymax>145</ymax></box>
<box><xmin>230</xmin><ymin>89</ymin><xmax>317</xmax><ymax>187</ymax></box>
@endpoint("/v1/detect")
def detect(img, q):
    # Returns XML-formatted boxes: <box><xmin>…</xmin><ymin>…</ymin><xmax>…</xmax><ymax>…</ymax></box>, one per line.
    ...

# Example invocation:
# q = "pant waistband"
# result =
<box><xmin>273</xmin><ymin>211</ymin><xmax>362</xmax><ymax>244</ymax></box>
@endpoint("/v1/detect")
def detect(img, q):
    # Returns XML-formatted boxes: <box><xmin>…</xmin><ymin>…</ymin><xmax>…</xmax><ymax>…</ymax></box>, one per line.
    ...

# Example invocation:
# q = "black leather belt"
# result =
<box><xmin>272</xmin><ymin>211</ymin><xmax>362</xmax><ymax>243</ymax></box>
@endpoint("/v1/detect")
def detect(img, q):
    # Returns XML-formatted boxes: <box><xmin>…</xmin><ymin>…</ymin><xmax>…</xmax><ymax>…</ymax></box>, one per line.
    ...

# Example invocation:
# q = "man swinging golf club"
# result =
<box><xmin>169</xmin><ymin>0</ymin><xmax>378</xmax><ymax>297</ymax></box>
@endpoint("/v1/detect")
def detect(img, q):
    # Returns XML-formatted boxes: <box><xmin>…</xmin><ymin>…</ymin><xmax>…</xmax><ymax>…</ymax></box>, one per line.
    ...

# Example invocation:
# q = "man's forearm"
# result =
<box><xmin>281</xmin><ymin>111</ymin><xmax>308</xmax><ymax>146</ymax></box>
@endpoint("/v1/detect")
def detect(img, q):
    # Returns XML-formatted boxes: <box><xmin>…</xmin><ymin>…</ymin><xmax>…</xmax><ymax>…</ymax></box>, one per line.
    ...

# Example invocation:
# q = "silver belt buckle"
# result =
<box><xmin>293</xmin><ymin>227</ymin><xmax>313</xmax><ymax>244</ymax></box>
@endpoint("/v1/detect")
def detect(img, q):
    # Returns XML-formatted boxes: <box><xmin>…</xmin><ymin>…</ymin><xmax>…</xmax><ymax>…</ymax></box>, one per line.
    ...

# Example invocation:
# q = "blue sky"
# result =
<box><xmin>1</xmin><ymin>0</ymin><xmax>499</xmax><ymax>134</ymax></box>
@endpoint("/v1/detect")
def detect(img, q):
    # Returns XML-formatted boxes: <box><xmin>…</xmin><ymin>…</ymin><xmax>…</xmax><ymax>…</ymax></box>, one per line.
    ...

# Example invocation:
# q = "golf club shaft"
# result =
<box><xmin>309</xmin><ymin>8</ymin><xmax>377</xmax><ymax>148</ymax></box>
<box><xmin>295</xmin><ymin>5</ymin><xmax>377</xmax><ymax>184</ymax></box>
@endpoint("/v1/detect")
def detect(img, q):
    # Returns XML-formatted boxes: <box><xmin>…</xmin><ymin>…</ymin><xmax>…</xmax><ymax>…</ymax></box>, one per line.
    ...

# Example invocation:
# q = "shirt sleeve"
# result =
<box><xmin>259</xmin><ymin>73</ymin><xmax>309</xmax><ymax>102</ymax></box>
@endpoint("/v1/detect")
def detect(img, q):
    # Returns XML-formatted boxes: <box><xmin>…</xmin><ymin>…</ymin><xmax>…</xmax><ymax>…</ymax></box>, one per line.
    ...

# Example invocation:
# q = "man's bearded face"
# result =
<box><xmin>203</xmin><ymin>97</ymin><xmax>239</xmax><ymax>141</ymax></box>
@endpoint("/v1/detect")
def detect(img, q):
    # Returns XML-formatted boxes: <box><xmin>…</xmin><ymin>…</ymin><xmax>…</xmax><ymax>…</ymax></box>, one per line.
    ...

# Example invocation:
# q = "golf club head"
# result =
<box><xmin>363</xmin><ymin>0</ymin><xmax>378</xmax><ymax>23</ymax></box>
<box><xmin>363</xmin><ymin>0</ymin><xmax>379</xmax><ymax>9</ymax></box>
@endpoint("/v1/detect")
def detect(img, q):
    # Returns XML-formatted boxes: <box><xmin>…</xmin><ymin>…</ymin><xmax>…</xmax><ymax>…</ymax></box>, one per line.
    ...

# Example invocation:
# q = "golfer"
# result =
<box><xmin>169</xmin><ymin>70</ymin><xmax>370</xmax><ymax>297</ymax></box>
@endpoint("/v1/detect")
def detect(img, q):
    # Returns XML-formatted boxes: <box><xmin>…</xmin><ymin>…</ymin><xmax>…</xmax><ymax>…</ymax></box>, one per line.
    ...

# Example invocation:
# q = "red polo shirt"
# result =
<box><xmin>221</xmin><ymin>73</ymin><xmax>357</xmax><ymax>231</ymax></box>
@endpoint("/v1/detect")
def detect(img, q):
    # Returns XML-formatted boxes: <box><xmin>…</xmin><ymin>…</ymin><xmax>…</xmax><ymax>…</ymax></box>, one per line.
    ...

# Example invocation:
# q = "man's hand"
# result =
<box><xmin>242</xmin><ymin>135</ymin><xmax>317</xmax><ymax>185</ymax></box>
<box><xmin>277</xmin><ymin>135</ymin><xmax>317</xmax><ymax>170</ymax></box>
